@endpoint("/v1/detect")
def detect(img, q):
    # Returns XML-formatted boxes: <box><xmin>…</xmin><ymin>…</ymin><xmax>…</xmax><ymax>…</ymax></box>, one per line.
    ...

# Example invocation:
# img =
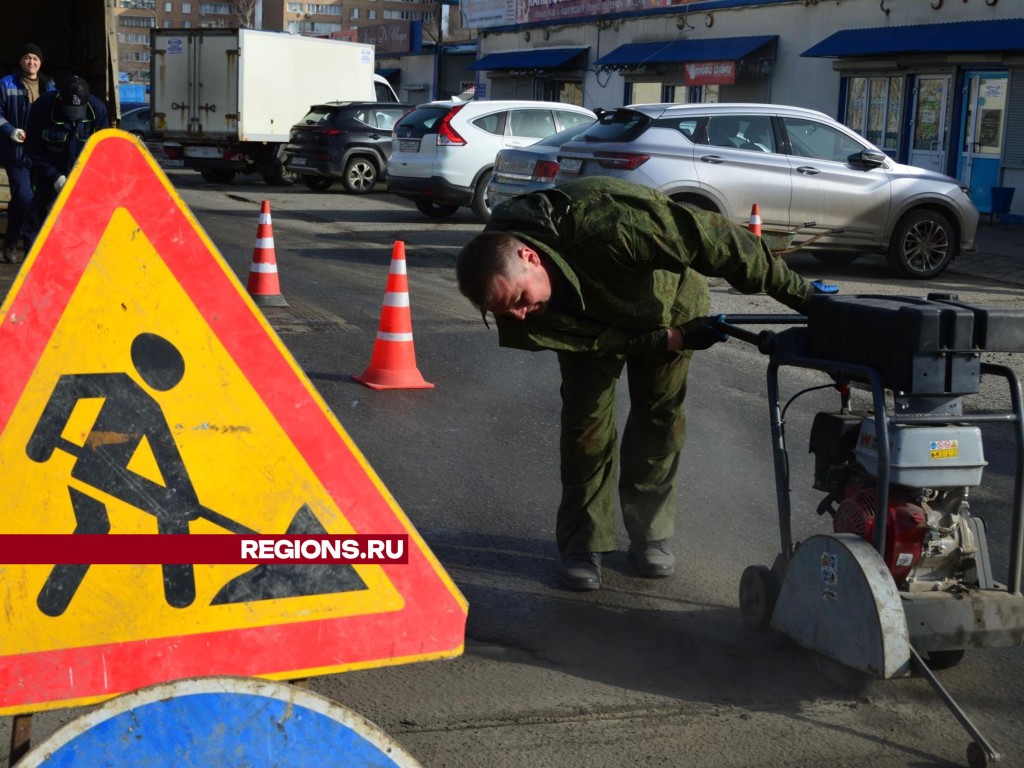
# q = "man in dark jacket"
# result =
<box><xmin>456</xmin><ymin>176</ymin><xmax>831</xmax><ymax>590</ymax></box>
<box><xmin>0</xmin><ymin>43</ymin><xmax>54</xmax><ymax>263</ymax></box>
<box><xmin>23</xmin><ymin>75</ymin><xmax>109</xmax><ymax>248</ymax></box>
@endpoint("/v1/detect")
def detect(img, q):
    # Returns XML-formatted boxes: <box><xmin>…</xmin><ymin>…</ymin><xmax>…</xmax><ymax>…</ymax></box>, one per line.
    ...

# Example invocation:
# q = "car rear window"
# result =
<box><xmin>394</xmin><ymin>105</ymin><xmax>452</xmax><ymax>138</ymax></box>
<box><xmin>298</xmin><ymin>107</ymin><xmax>337</xmax><ymax>126</ymax></box>
<box><xmin>578</xmin><ymin>110</ymin><xmax>652</xmax><ymax>143</ymax></box>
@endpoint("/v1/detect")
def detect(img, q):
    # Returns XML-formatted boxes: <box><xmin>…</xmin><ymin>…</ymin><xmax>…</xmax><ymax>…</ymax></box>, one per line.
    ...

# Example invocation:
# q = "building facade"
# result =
<box><xmin>462</xmin><ymin>0</ymin><xmax>1023</xmax><ymax>218</ymax></box>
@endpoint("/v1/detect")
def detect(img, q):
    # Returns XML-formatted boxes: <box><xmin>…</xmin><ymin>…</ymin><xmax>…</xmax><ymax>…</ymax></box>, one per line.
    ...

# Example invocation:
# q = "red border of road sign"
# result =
<box><xmin>0</xmin><ymin>131</ymin><xmax>467</xmax><ymax>714</ymax></box>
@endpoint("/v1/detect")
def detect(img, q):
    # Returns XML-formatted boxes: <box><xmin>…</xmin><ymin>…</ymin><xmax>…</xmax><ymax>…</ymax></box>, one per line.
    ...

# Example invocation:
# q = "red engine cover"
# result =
<box><xmin>833</xmin><ymin>485</ymin><xmax>927</xmax><ymax>584</ymax></box>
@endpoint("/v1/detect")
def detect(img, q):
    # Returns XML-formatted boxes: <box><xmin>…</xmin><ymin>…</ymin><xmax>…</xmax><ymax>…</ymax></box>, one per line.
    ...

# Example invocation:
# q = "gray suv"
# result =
<box><xmin>554</xmin><ymin>103</ymin><xmax>979</xmax><ymax>279</ymax></box>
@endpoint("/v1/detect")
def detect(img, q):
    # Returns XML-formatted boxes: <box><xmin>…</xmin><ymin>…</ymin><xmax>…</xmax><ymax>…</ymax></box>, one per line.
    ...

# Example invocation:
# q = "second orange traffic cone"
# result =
<box><xmin>747</xmin><ymin>203</ymin><xmax>762</xmax><ymax>237</ymax></box>
<box><xmin>247</xmin><ymin>200</ymin><xmax>288</xmax><ymax>307</ymax></box>
<box><xmin>354</xmin><ymin>241</ymin><xmax>434</xmax><ymax>390</ymax></box>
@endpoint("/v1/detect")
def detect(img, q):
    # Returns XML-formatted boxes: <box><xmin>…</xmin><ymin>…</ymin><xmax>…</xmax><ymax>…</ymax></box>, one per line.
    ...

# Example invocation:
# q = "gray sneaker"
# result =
<box><xmin>2</xmin><ymin>243</ymin><xmax>16</xmax><ymax>264</ymax></box>
<box><xmin>628</xmin><ymin>540</ymin><xmax>675</xmax><ymax>578</ymax></box>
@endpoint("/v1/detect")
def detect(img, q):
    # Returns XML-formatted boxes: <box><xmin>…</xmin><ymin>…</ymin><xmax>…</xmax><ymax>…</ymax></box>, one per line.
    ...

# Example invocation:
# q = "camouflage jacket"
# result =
<box><xmin>484</xmin><ymin>176</ymin><xmax>812</xmax><ymax>353</ymax></box>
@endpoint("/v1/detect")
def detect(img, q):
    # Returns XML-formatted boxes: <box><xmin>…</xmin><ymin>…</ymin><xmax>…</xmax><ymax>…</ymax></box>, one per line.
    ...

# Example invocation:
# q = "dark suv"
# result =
<box><xmin>285</xmin><ymin>102</ymin><xmax>411</xmax><ymax>193</ymax></box>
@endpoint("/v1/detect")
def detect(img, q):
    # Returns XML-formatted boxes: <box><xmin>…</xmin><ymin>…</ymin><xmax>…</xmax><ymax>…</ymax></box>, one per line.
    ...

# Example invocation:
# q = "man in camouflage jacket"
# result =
<box><xmin>456</xmin><ymin>176</ymin><xmax>820</xmax><ymax>591</ymax></box>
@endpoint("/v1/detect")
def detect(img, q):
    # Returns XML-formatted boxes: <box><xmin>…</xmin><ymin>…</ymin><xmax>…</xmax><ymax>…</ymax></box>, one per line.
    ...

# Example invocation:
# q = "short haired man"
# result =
<box><xmin>457</xmin><ymin>176</ymin><xmax>835</xmax><ymax>590</ymax></box>
<box><xmin>0</xmin><ymin>43</ymin><xmax>54</xmax><ymax>263</ymax></box>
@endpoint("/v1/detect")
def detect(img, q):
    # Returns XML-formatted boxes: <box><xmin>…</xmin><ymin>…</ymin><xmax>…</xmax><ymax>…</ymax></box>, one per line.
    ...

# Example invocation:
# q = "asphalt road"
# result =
<box><xmin>3</xmin><ymin>169</ymin><xmax>1024</xmax><ymax>767</ymax></box>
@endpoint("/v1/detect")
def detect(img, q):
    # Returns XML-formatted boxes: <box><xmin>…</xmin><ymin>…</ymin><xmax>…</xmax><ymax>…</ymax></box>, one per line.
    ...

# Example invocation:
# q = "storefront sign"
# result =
<box><xmin>685</xmin><ymin>61</ymin><xmax>736</xmax><ymax>86</ymax></box>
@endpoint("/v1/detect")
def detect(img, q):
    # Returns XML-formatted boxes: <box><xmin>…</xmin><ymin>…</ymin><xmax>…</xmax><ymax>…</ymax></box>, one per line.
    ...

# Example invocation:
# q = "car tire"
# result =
<box><xmin>471</xmin><ymin>171</ymin><xmax>493</xmax><ymax>223</ymax></box>
<box><xmin>414</xmin><ymin>200</ymin><xmax>460</xmax><ymax>219</ymax></box>
<box><xmin>342</xmin><ymin>157</ymin><xmax>378</xmax><ymax>194</ymax></box>
<box><xmin>811</xmin><ymin>252</ymin><xmax>862</xmax><ymax>266</ymax></box>
<box><xmin>886</xmin><ymin>209</ymin><xmax>956</xmax><ymax>279</ymax></box>
<box><xmin>200</xmin><ymin>169</ymin><xmax>236</xmax><ymax>184</ymax></box>
<box><xmin>303</xmin><ymin>177</ymin><xmax>334</xmax><ymax>192</ymax></box>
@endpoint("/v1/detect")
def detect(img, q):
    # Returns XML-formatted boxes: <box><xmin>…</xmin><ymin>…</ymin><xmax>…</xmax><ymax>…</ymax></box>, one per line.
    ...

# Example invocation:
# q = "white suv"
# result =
<box><xmin>555</xmin><ymin>103</ymin><xmax>980</xmax><ymax>279</ymax></box>
<box><xmin>387</xmin><ymin>100</ymin><xmax>595</xmax><ymax>222</ymax></box>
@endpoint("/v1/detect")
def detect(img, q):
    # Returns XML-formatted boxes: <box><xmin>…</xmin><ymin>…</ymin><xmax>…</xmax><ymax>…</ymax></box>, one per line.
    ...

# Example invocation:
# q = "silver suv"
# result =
<box><xmin>555</xmin><ymin>103</ymin><xmax>979</xmax><ymax>279</ymax></box>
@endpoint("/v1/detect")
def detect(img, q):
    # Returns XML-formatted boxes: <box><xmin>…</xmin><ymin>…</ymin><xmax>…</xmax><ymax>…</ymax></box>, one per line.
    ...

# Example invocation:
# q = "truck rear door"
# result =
<box><xmin>152</xmin><ymin>30</ymin><xmax>238</xmax><ymax>140</ymax></box>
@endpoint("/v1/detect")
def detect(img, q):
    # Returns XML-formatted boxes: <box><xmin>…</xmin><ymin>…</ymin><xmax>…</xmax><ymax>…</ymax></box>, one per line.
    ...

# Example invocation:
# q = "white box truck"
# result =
<box><xmin>151</xmin><ymin>28</ymin><xmax>397</xmax><ymax>184</ymax></box>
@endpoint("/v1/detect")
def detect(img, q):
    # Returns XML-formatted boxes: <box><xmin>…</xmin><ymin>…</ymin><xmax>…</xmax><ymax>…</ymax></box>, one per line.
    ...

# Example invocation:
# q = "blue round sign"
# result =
<box><xmin>20</xmin><ymin>677</ymin><xmax>421</xmax><ymax>767</ymax></box>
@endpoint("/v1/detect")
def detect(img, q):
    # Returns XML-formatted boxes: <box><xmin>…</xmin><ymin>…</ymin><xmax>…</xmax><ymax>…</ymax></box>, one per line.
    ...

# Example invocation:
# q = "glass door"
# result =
<box><xmin>958</xmin><ymin>72</ymin><xmax>1008</xmax><ymax>213</ymax></box>
<box><xmin>908</xmin><ymin>75</ymin><xmax>950</xmax><ymax>173</ymax></box>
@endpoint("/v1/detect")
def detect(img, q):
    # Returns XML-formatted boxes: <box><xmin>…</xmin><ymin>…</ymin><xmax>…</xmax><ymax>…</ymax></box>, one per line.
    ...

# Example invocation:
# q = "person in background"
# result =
<box><xmin>456</xmin><ymin>176</ymin><xmax>837</xmax><ymax>591</ymax></box>
<box><xmin>0</xmin><ymin>43</ymin><xmax>54</xmax><ymax>264</ymax></box>
<box><xmin>23</xmin><ymin>75</ymin><xmax>109</xmax><ymax>249</ymax></box>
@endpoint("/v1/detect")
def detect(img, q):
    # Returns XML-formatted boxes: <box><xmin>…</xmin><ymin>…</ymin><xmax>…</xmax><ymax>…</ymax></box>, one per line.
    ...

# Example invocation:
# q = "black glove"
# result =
<box><xmin>680</xmin><ymin>315</ymin><xmax>729</xmax><ymax>351</ymax></box>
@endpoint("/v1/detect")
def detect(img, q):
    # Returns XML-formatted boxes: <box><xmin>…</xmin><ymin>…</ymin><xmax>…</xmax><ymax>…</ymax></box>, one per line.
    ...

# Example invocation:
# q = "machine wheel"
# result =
<box><xmin>200</xmin><ymin>169</ymin><xmax>235</xmax><ymax>184</ymax></box>
<box><xmin>885</xmin><ymin>209</ymin><xmax>956</xmax><ymax>279</ymax></box>
<box><xmin>811</xmin><ymin>252</ymin><xmax>861</xmax><ymax>266</ymax></box>
<box><xmin>967</xmin><ymin>741</ymin><xmax>991</xmax><ymax>768</ymax></box>
<box><xmin>739</xmin><ymin>564</ymin><xmax>775</xmax><ymax>630</ymax></box>
<box><xmin>342</xmin><ymin>157</ymin><xmax>378</xmax><ymax>194</ymax></box>
<box><xmin>415</xmin><ymin>200</ymin><xmax>460</xmax><ymax>219</ymax></box>
<box><xmin>921</xmin><ymin>649</ymin><xmax>966</xmax><ymax>670</ymax></box>
<box><xmin>302</xmin><ymin>177</ymin><xmax>334</xmax><ymax>192</ymax></box>
<box><xmin>471</xmin><ymin>170</ymin><xmax>493</xmax><ymax>223</ymax></box>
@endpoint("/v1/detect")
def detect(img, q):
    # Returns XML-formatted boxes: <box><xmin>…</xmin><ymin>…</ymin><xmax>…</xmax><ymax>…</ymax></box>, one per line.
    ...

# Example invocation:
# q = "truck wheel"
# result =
<box><xmin>886</xmin><ymin>209</ymin><xmax>956</xmax><ymax>279</ymax></box>
<box><xmin>303</xmin><ymin>177</ymin><xmax>334</xmax><ymax>192</ymax></box>
<box><xmin>201</xmin><ymin>169</ymin><xmax>236</xmax><ymax>184</ymax></box>
<box><xmin>471</xmin><ymin>171</ymin><xmax>493</xmax><ymax>223</ymax></box>
<box><xmin>342</xmin><ymin>157</ymin><xmax>378</xmax><ymax>194</ymax></box>
<box><xmin>414</xmin><ymin>200</ymin><xmax>459</xmax><ymax>219</ymax></box>
<box><xmin>263</xmin><ymin>163</ymin><xmax>295</xmax><ymax>186</ymax></box>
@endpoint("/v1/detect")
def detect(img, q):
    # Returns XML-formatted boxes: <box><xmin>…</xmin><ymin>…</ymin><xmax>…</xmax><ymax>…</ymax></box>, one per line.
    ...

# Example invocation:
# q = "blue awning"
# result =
<box><xmin>468</xmin><ymin>47</ymin><xmax>589</xmax><ymax>71</ymax></box>
<box><xmin>595</xmin><ymin>35</ymin><xmax>776</xmax><ymax>68</ymax></box>
<box><xmin>802</xmin><ymin>18</ymin><xmax>1024</xmax><ymax>58</ymax></box>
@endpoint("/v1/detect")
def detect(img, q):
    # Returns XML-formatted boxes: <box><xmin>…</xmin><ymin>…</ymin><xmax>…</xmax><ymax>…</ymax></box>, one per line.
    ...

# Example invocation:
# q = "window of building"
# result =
<box><xmin>309</xmin><ymin>3</ymin><xmax>341</xmax><ymax>13</ymax></box>
<box><xmin>350</xmin><ymin>7</ymin><xmax>359</xmax><ymax>19</ymax></box>
<box><xmin>122</xmin><ymin>0</ymin><xmax>155</xmax><ymax>8</ymax></box>
<box><xmin>287</xmin><ymin>3</ymin><xmax>303</xmax><ymax>10</ymax></box>
<box><xmin>368</xmin><ymin>10</ymin><xmax>376</xmax><ymax>19</ymax></box>
<box><xmin>163</xmin><ymin>2</ymin><xmax>172</xmax><ymax>11</ymax></box>
<box><xmin>199</xmin><ymin>2</ymin><xmax>231</xmax><ymax>14</ymax></box>
<box><xmin>310</xmin><ymin>21</ymin><xmax>342</xmax><ymax>32</ymax></box>
<box><xmin>120</xmin><ymin>15</ymin><xmax>156</xmax><ymax>27</ymax></box>
<box><xmin>844</xmin><ymin>75</ymin><xmax>903</xmax><ymax>154</ymax></box>
<box><xmin>182</xmin><ymin>2</ymin><xmax>191</xmax><ymax>11</ymax></box>
<box><xmin>181</xmin><ymin>19</ymin><xmax>191</xmax><ymax>27</ymax></box>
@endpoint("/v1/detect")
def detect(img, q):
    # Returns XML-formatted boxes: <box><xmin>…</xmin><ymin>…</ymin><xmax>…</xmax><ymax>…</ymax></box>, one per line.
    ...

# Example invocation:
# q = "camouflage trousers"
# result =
<box><xmin>555</xmin><ymin>348</ymin><xmax>691</xmax><ymax>556</ymax></box>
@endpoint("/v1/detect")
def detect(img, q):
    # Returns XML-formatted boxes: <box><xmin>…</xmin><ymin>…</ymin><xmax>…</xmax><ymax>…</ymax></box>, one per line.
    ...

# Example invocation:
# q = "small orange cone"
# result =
<box><xmin>247</xmin><ymin>200</ymin><xmax>288</xmax><ymax>307</ymax></box>
<box><xmin>747</xmin><ymin>203</ymin><xmax>762</xmax><ymax>237</ymax></box>
<box><xmin>354</xmin><ymin>241</ymin><xmax>434</xmax><ymax>390</ymax></box>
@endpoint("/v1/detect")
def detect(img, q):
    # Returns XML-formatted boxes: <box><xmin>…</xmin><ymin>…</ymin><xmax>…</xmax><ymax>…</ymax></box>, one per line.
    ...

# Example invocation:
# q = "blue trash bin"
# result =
<box><xmin>990</xmin><ymin>186</ymin><xmax>1015</xmax><ymax>226</ymax></box>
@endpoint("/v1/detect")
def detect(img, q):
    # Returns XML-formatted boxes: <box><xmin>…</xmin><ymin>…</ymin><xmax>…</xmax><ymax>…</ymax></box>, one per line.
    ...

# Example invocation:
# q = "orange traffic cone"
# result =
<box><xmin>747</xmin><ymin>203</ymin><xmax>762</xmax><ymax>237</ymax></box>
<box><xmin>354</xmin><ymin>241</ymin><xmax>434</xmax><ymax>390</ymax></box>
<box><xmin>247</xmin><ymin>200</ymin><xmax>288</xmax><ymax>307</ymax></box>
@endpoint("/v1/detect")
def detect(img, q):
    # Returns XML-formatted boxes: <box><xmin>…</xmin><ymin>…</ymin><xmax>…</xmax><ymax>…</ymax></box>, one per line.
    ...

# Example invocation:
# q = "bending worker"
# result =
<box><xmin>456</xmin><ymin>176</ymin><xmax>834</xmax><ymax>591</ymax></box>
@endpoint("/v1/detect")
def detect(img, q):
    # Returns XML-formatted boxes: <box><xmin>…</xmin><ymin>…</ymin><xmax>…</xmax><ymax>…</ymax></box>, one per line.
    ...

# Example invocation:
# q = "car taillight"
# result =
<box><xmin>326</xmin><ymin>129</ymin><xmax>346</xmax><ymax>138</ymax></box>
<box><xmin>162</xmin><ymin>144</ymin><xmax>182</xmax><ymax>159</ymax></box>
<box><xmin>437</xmin><ymin>105</ymin><xmax>467</xmax><ymax>146</ymax></box>
<box><xmin>595</xmin><ymin>151</ymin><xmax>650</xmax><ymax>170</ymax></box>
<box><xmin>532</xmin><ymin>160</ymin><xmax>560</xmax><ymax>183</ymax></box>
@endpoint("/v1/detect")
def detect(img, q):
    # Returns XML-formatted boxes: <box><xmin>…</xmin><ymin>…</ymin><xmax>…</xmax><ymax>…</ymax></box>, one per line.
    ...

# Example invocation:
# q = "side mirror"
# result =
<box><xmin>850</xmin><ymin>149</ymin><xmax>888</xmax><ymax>168</ymax></box>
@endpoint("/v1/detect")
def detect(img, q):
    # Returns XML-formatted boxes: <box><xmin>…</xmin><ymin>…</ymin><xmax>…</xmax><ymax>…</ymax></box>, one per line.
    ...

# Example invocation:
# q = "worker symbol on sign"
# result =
<box><xmin>27</xmin><ymin>333</ymin><xmax>202</xmax><ymax>616</ymax></box>
<box><xmin>26</xmin><ymin>332</ymin><xmax>367</xmax><ymax>618</ymax></box>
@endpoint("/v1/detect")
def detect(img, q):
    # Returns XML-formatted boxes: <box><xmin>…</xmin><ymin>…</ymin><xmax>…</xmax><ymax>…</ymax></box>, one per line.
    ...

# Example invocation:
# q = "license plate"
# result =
<box><xmin>289</xmin><ymin>156</ymin><xmax>306</xmax><ymax>166</ymax></box>
<box><xmin>559</xmin><ymin>158</ymin><xmax>582</xmax><ymax>174</ymax></box>
<box><xmin>162</xmin><ymin>158</ymin><xmax>185</xmax><ymax>167</ymax></box>
<box><xmin>399</xmin><ymin>139</ymin><xmax>420</xmax><ymax>153</ymax></box>
<box><xmin>184</xmin><ymin>145</ymin><xmax>222</xmax><ymax>158</ymax></box>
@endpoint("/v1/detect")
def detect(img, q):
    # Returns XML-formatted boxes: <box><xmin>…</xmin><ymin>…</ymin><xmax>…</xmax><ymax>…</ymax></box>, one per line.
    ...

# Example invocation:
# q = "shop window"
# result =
<box><xmin>536</xmin><ymin>79</ymin><xmax>583</xmax><ymax>107</ymax></box>
<box><xmin>844</xmin><ymin>75</ymin><xmax>903</xmax><ymax>153</ymax></box>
